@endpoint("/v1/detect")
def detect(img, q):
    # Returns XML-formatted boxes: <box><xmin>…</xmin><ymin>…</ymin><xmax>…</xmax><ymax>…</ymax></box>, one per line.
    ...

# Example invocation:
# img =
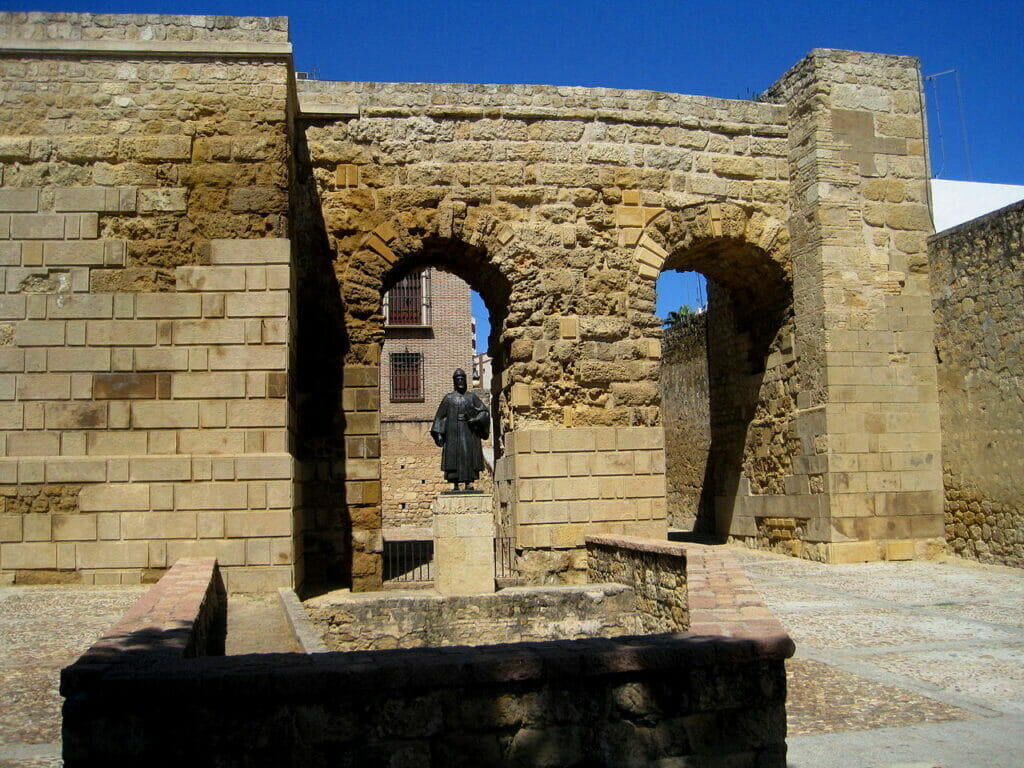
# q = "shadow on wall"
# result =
<box><xmin>290</xmin><ymin>130</ymin><xmax>350</xmax><ymax>590</ymax></box>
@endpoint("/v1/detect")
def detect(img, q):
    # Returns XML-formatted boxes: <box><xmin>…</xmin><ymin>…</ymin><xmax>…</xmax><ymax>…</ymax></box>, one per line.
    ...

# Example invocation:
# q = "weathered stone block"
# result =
<box><xmin>121</xmin><ymin>511</ymin><xmax>197</xmax><ymax>540</ymax></box>
<box><xmin>78</xmin><ymin>483</ymin><xmax>149</xmax><ymax>514</ymax></box>
<box><xmin>92</xmin><ymin>373</ymin><xmax>157</xmax><ymax>400</ymax></box>
<box><xmin>1</xmin><ymin>542</ymin><xmax>57</xmax><ymax>569</ymax></box>
<box><xmin>138</xmin><ymin>188</ymin><xmax>188</xmax><ymax>213</ymax></box>
<box><xmin>223</xmin><ymin>510</ymin><xmax>291</xmax><ymax>538</ymax></box>
<box><xmin>171</xmin><ymin>373</ymin><xmax>246</xmax><ymax>399</ymax></box>
<box><xmin>176</xmin><ymin>483</ymin><xmax>249</xmax><ymax>511</ymax></box>
<box><xmin>210</xmin><ymin>238</ymin><xmax>290</xmax><ymax>265</ymax></box>
<box><xmin>76</xmin><ymin>541</ymin><xmax>150</xmax><ymax>569</ymax></box>
<box><xmin>130</xmin><ymin>402</ymin><xmax>198</xmax><ymax>429</ymax></box>
<box><xmin>135</xmin><ymin>294</ymin><xmax>202</xmax><ymax>319</ymax></box>
<box><xmin>0</xmin><ymin>188</ymin><xmax>39</xmax><ymax>212</ymax></box>
<box><xmin>53</xmin><ymin>514</ymin><xmax>97</xmax><ymax>541</ymax></box>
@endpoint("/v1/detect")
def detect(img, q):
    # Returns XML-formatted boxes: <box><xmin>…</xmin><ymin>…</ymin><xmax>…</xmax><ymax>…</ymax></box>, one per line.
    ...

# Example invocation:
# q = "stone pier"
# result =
<box><xmin>432</xmin><ymin>493</ymin><xmax>495</xmax><ymax>596</ymax></box>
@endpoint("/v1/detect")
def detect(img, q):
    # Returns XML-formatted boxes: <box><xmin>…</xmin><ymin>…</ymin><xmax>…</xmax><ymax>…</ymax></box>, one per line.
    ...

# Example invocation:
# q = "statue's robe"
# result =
<box><xmin>430</xmin><ymin>391</ymin><xmax>489</xmax><ymax>484</ymax></box>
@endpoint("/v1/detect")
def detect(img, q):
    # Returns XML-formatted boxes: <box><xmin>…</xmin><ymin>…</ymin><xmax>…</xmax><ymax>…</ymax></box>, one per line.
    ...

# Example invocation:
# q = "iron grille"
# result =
<box><xmin>385</xmin><ymin>269</ymin><xmax>431</xmax><ymax>326</ymax></box>
<box><xmin>390</xmin><ymin>352</ymin><xmax>423</xmax><ymax>402</ymax></box>
<box><xmin>383</xmin><ymin>539</ymin><xmax>433</xmax><ymax>582</ymax></box>
<box><xmin>495</xmin><ymin>536</ymin><xmax>518</xmax><ymax>580</ymax></box>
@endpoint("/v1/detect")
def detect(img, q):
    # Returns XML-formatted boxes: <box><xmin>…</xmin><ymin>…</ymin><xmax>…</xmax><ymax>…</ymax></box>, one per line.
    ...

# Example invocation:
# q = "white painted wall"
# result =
<box><xmin>930</xmin><ymin>179</ymin><xmax>1024</xmax><ymax>233</ymax></box>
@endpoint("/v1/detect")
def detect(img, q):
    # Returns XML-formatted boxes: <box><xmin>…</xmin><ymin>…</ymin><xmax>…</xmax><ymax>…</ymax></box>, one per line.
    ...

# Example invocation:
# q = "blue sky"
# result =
<box><xmin>14</xmin><ymin>1</ymin><xmax>1023</xmax><ymax>347</ymax></box>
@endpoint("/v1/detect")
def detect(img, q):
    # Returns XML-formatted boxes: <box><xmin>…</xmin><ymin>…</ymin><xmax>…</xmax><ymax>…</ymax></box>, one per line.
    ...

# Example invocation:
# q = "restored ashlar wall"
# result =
<box><xmin>297</xmin><ymin>48</ymin><xmax>942</xmax><ymax>587</ymax></box>
<box><xmin>759</xmin><ymin>51</ymin><xmax>943</xmax><ymax>563</ymax></box>
<box><xmin>930</xmin><ymin>200</ymin><xmax>1024</xmax><ymax>568</ymax></box>
<box><xmin>0</xmin><ymin>14</ymin><xmax>297</xmax><ymax>591</ymax></box>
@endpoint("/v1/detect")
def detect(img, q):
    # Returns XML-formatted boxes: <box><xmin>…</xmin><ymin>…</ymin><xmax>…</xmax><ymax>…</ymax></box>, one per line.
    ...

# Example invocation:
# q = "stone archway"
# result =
<box><xmin>335</xmin><ymin>216</ymin><xmax>517</xmax><ymax>590</ymax></box>
<box><xmin>293</xmin><ymin>52</ymin><xmax>942</xmax><ymax>587</ymax></box>
<box><xmin>642</xmin><ymin>203</ymin><xmax>798</xmax><ymax>544</ymax></box>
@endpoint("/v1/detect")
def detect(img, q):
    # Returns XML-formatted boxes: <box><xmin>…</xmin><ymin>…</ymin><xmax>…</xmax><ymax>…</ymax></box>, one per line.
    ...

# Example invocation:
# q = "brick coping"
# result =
<box><xmin>586</xmin><ymin>533</ymin><xmax>689</xmax><ymax>559</ymax></box>
<box><xmin>587</xmin><ymin>534</ymin><xmax>794</xmax><ymax>651</ymax></box>
<box><xmin>682</xmin><ymin>543</ymin><xmax>792</xmax><ymax>643</ymax></box>
<box><xmin>62</xmin><ymin>557</ymin><xmax>225</xmax><ymax>687</ymax></box>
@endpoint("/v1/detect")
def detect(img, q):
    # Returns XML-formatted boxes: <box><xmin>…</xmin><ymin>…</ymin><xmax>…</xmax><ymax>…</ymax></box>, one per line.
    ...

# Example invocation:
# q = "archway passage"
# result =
<box><xmin>659</xmin><ymin>231</ymin><xmax>795</xmax><ymax>541</ymax></box>
<box><xmin>337</xmin><ymin>234</ymin><xmax>513</xmax><ymax>591</ymax></box>
<box><xmin>657</xmin><ymin>270</ymin><xmax>708</xmax><ymax>531</ymax></box>
<box><xmin>377</xmin><ymin>268</ymin><xmax>500</xmax><ymax>583</ymax></box>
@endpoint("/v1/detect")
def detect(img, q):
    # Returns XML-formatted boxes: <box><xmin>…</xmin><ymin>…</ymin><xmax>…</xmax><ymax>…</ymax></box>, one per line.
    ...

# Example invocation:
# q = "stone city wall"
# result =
<box><xmin>660</xmin><ymin>312</ymin><xmax>709</xmax><ymax>529</ymax></box>
<box><xmin>302</xmin><ymin>49</ymin><xmax>942</xmax><ymax>579</ymax></box>
<box><xmin>0</xmin><ymin>13</ymin><xmax>297</xmax><ymax>590</ymax></box>
<box><xmin>295</xmin><ymin>77</ymin><xmax>796</xmax><ymax>586</ymax></box>
<box><xmin>1</xmin><ymin>14</ymin><xmax>949</xmax><ymax>589</ymax></box>
<box><xmin>755</xmin><ymin>50</ymin><xmax>943</xmax><ymax>563</ymax></box>
<box><xmin>930</xmin><ymin>200</ymin><xmax>1024</xmax><ymax>568</ymax></box>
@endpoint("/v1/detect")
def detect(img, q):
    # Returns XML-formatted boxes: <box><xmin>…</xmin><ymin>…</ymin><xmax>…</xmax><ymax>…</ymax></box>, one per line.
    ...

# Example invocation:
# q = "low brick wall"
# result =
<box><xmin>587</xmin><ymin>534</ymin><xmax>688</xmax><ymax>633</ymax></box>
<box><xmin>681</xmin><ymin>543</ymin><xmax>791</xmax><ymax>639</ymax></box>
<box><xmin>63</xmin><ymin>548</ymin><xmax>795</xmax><ymax>767</ymax></box>
<box><xmin>63</xmin><ymin>634</ymin><xmax>791</xmax><ymax>767</ymax></box>
<box><xmin>306</xmin><ymin>583</ymin><xmax>640</xmax><ymax>651</ymax></box>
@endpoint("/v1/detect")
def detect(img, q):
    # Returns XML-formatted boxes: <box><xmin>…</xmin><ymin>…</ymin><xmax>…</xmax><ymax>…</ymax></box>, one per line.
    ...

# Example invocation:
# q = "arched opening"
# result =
<box><xmin>657</xmin><ymin>237</ymin><xmax>794</xmax><ymax>539</ymax></box>
<box><xmin>657</xmin><ymin>270</ymin><xmax>709</xmax><ymax>531</ymax></box>
<box><xmin>374</xmin><ymin>239</ymin><xmax>512</xmax><ymax>584</ymax></box>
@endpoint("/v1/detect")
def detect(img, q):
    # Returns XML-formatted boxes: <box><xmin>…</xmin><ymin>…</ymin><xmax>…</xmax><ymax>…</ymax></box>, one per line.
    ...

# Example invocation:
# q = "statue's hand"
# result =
<box><xmin>431</xmin><ymin>433</ymin><xmax>444</xmax><ymax>447</ymax></box>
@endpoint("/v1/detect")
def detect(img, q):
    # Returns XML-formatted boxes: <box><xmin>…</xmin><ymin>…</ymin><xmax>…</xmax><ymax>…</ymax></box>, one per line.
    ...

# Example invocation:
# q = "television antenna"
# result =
<box><xmin>924</xmin><ymin>69</ymin><xmax>973</xmax><ymax>180</ymax></box>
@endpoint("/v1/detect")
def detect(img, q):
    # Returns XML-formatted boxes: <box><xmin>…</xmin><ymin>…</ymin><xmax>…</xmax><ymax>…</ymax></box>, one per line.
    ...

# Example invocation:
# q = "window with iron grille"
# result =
<box><xmin>384</xmin><ymin>269</ymin><xmax>431</xmax><ymax>326</ymax></box>
<box><xmin>390</xmin><ymin>352</ymin><xmax>423</xmax><ymax>402</ymax></box>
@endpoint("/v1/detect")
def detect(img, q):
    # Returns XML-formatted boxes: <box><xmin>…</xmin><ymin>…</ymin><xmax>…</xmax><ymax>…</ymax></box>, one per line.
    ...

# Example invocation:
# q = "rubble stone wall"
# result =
<box><xmin>660</xmin><ymin>312</ymin><xmax>709</xmax><ymax>529</ymax></box>
<box><xmin>930</xmin><ymin>201</ymin><xmax>1024</xmax><ymax>568</ymax></box>
<box><xmin>586</xmin><ymin>534</ymin><xmax>688</xmax><ymax>633</ymax></box>
<box><xmin>307</xmin><ymin>582</ymin><xmax>640</xmax><ymax>651</ymax></box>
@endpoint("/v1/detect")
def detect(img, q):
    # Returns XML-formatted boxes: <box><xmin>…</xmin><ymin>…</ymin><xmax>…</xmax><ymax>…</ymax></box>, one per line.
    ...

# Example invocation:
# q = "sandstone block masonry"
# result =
<box><xmin>302</xmin><ymin>48</ymin><xmax>943</xmax><ymax>584</ymax></box>
<box><xmin>0</xmin><ymin>14</ymin><xmax>295</xmax><ymax>591</ymax></box>
<box><xmin>930</xmin><ymin>200</ymin><xmax>1024</xmax><ymax>568</ymax></box>
<box><xmin>3</xmin><ymin>11</ymin><xmax>953</xmax><ymax>589</ymax></box>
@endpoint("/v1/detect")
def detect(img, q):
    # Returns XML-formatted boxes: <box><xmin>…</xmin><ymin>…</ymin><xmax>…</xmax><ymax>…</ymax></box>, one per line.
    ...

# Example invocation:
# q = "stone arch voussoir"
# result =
<box><xmin>339</xmin><ymin>207</ymin><xmax>519</xmax><ymax>366</ymax></box>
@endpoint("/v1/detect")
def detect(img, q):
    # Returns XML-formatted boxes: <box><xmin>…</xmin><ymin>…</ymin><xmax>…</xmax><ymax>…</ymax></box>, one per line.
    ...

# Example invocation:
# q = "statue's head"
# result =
<box><xmin>453</xmin><ymin>368</ymin><xmax>467</xmax><ymax>393</ymax></box>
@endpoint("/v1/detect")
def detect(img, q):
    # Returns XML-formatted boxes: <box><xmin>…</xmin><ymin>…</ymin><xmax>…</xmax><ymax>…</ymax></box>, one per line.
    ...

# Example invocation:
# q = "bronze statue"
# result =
<box><xmin>431</xmin><ymin>368</ymin><xmax>489</xmax><ymax>491</ymax></box>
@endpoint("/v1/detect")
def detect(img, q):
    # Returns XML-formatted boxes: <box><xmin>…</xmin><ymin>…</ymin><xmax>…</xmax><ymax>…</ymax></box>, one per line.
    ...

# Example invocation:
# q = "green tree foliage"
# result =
<box><xmin>662</xmin><ymin>304</ymin><xmax>692</xmax><ymax>328</ymax></box>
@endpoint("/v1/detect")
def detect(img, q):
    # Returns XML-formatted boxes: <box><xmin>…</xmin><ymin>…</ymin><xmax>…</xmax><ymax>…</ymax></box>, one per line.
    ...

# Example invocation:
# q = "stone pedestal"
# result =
<box><xmin>433</xmin><ymin>492</ymin><xmax>495</xmax><ymax>596</ymax></box>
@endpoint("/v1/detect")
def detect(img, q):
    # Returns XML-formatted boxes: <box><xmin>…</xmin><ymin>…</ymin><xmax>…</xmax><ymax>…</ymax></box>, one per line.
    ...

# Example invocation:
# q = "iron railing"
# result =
<box><xmin>495</xmin><ymin>536</ymin><xmax>518</xmax><ymax>580</ymax></box>
<box><xmin>383</xmin><ymin>539</ymin><xmax>433</xmax><ymax>583</ymax></box>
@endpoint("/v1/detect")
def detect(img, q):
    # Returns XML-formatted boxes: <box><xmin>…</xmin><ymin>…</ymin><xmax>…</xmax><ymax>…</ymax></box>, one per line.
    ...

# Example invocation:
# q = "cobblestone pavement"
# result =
<box><xmin>0</xmin><ymin>585</ymin><xmax>144</xmax><ymax>768</ymax></box>
<box><xmin>1</xmin><ymin>552</ymin><xmax>1021</xmax><ymax>766</ymax></box>
<box><xmin>734</xmin><ymin>548</ymin><xmax>1024</xmax><ymax>768</ymax></box>
<box><xmin>0</xmin><ymin>585</ymin><xmax>296</xmax><ymax>767</ymax></box>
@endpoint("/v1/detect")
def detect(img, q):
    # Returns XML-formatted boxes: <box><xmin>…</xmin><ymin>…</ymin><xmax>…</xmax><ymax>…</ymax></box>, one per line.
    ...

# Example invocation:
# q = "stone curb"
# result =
<box><xmin>277</xmin><ymin>587</ymin><xmax>328</xmax><ymax>653</ymax></box>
